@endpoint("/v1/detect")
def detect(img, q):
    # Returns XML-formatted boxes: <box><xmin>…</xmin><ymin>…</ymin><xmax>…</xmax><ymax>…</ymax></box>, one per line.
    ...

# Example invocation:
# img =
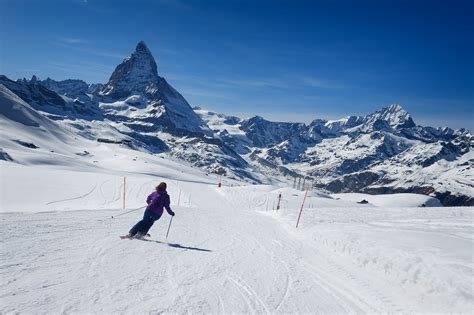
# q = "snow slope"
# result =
<box><xmin>0</xmin><ymin>84</ymin><xmax>92</xmax><ymax>160</ymax></box>
<box><xmin>333</xmin><ymin>192</ymin><xmax>442</xmax><ymax>207</ymax></box>
<box><xmin>1</xmin><ymin>158</ymin><xmax>473</xmax><ymax>313</ymax></box>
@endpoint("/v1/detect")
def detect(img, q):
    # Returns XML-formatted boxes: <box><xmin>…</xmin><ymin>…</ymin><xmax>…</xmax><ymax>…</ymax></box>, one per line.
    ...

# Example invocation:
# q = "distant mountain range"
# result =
<box><xmin>1</xmin><ymin>41</ymin><xmax>472</xmax><ymax>206</ymax></box>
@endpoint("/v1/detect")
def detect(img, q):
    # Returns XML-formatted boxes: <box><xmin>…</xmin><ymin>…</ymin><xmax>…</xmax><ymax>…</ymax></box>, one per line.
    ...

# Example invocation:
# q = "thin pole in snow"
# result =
<box><xmin>296</xmin><ymin>189</ymin><xmax>309</xmax><ymax>228</ymax></box>
<box><xmin>123</xmin><ymin>176</ymin><xmax>126</xmax><ymax>209</ymax></box>
<box><xmin>166</xmin><ymin>216</ymin><xmax>173</xmax><ymax>239</ymax></box>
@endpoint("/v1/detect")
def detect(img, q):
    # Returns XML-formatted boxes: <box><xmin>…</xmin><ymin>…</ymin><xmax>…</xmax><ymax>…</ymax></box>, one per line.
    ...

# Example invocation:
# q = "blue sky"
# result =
<box><xmin>1</xmin><ymin>0</ymin><xmax>473</xmax><ymax>129</ymax></box>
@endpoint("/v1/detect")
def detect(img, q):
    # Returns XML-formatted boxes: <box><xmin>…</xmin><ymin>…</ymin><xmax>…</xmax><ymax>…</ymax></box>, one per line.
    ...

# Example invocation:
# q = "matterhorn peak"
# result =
<box><xmin>100</xmin><ymin>41</ymin><xmax>159</xmax><ymax>98</ymax></box>
<box><xmin>135</xmin><ymin>41</ymin><xmax>151</xmax><ymax>54</ymax></box>
<box><xmin>95</xmin><ymin>41</ymin><xmax>211</xmax><ymax>135</ymax></box>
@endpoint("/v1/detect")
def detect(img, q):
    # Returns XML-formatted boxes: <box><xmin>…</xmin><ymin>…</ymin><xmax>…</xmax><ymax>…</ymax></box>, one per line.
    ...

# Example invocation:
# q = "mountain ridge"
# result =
<box><xmin>1</xmin><ymin>41</ymin><xmax>472</xmax><ymax>205</ymax></box>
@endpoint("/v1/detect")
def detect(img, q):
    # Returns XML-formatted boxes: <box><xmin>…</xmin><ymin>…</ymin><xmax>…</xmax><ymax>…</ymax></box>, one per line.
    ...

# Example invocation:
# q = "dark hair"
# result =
<box><xmin>156</xmin><ymin>182</ymin><xmax>167</xmax><ymax>192</ymax></box>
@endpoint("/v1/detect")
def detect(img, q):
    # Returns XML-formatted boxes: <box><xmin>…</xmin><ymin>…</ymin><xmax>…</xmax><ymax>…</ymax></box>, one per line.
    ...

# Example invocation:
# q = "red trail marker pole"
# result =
<box><xmin>296</xmin><ymin>189</ymin><xmax>309</xmax><ymax>228</ymax></box>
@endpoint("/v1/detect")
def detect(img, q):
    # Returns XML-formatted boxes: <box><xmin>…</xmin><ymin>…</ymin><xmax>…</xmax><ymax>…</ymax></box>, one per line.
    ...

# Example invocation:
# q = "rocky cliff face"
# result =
<box><xmin>101</xmin><ymin>41</ymin><xmax>160</xmax><ymax>98</ymax></box>
<box><xmin>364</xmin><ymin>103</ymin><xmax>416</xmax><ymax>129</ymax></box>
<box><xmin>99</xmin><ymin>41</ymin><xmax>209</xmax><ymax>136</ymax></box>
<box><xmin>39</xmin><ymin>78</ymin><xmax>90</xmax><ymax>98</ymax></box>
<box><xmin>0</xmin><ymin>75</ymin><xmax>65</xmax><ymax>108</ymax></box>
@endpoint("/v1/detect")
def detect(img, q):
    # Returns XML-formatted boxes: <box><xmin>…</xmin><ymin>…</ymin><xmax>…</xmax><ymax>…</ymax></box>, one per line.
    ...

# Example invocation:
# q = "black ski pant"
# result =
<box><xmin>129</xmin><ymin>209</ymin><xmax>161</xmax><ymax>236</ymax></box>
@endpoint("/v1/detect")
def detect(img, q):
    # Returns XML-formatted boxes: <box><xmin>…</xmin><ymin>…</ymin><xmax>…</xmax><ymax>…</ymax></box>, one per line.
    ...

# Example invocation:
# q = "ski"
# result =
<box><xmin>119</xmin><ymin>233</ymin><xmax>151</xmax><ymax>240</ymax></box>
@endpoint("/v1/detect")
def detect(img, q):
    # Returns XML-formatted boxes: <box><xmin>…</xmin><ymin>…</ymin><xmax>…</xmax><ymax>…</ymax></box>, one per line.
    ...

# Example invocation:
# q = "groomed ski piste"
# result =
<box><xmin>1</xmin><ymin>150</ymin><xmax>473</xmax><ymax>313</ymax></box>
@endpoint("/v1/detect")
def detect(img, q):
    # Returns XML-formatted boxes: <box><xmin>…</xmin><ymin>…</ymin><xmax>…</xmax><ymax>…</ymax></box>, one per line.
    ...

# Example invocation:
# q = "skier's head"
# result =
<box><xmin>156</xmin><ymin>182</ymin><xmax>167</xmax><ymax>192</ymax></box>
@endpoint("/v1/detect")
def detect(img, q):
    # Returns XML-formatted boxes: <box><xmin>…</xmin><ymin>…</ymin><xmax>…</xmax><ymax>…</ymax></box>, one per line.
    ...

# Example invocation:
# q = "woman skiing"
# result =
<box><xmin>121</xmin><ymin>182</ymin><xmax>175</xmax><ymax>239</ymax></box>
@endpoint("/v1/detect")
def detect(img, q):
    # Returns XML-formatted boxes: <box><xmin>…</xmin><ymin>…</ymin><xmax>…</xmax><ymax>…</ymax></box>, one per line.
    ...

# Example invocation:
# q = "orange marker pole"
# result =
<box><xmin>296</xmin><ymin>189</ymin><xmax>309</xmax><ymax>228</ymax></box>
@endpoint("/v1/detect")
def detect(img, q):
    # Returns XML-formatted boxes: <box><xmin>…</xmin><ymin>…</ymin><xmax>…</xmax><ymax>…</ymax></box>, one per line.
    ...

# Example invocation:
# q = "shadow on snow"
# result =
<box><xmin>143</xmin><ymin>239</ymin><xmax>212</xmax><ymax>252</ymax></box>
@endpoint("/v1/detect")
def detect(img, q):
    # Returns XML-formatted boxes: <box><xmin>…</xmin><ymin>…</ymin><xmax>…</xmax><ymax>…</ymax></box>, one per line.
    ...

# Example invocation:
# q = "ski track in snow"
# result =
<box><xmin>45</xmin><ymin>184</ymin><xmax>98</xmax><ymax>205</ymax></box>
<box><xmin>1</xmin><ymin>181</ymin><xmax>473</xmax><ymax>313</ymax></box>
<box><xmin>98</xmin><ymin>179</ymin><xmax>113</xmax><ymax>205</ymax></box>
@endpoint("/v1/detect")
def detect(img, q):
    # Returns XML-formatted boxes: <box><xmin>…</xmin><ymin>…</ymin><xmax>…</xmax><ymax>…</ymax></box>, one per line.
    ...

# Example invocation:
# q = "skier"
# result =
<box><xmin>121</xmin><ymin>182</ymin><xmax>175</xmax><ymax>239</ymax></box>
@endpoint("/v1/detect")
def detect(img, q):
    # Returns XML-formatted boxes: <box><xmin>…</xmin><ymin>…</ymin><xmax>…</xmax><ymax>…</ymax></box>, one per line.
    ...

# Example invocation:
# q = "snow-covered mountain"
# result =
<box><xmin>101</xmin><ymin>41</ymin><xmax>159</xmax><ymax>98</ymax></box>
<box><xmin>0</xmin><ymin>42</ymin><xmax>258</xmax><ymax>180</ymax></box>
<box><xmin>99</xmin><ymin>41</ymin><xmax>209</xmax><ymax>136</ymax></box>
<box><xmin>1</xmin><ymin>41</ymin><xmax>472</xmax><ymax>205</ymax></box>
<box><xmin>362</xmin><ymin>103</ymin><xmax>415</xmax><ymax>130</ymax></box>
<box><xmin>195</xmin><ymin>105</ymin><xmax>473</xmax><ymax>206</ymax></box>
<box><xmin>39</xmin><ymin>77</ymin><xmax>101</xmax><ymax>97</ymax></box>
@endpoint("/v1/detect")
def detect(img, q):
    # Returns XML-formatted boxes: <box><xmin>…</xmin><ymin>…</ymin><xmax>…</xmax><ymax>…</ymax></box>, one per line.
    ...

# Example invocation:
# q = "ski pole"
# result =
<box><xmin>166</xmin><ymin>216</ymin><xmax>174</xmax><ymax>239</ymax></box>
<box><xmin>111</xmin><ymin>206</ymin><xmax>146</xmax><ymax>219</ymax></box>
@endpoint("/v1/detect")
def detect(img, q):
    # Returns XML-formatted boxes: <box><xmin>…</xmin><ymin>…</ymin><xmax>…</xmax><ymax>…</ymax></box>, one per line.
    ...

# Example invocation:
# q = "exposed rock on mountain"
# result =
<box><xmin>364</xmin><ymin>103</ymin><xmax>416</xmax><ymax>129</ymax></box>
<box><xmin>1</xmin><ymin>42</ymin><xmax>472</xmax><ymax>205</ymax></box>
<box><xmin>99</xmin><ymin>41</ymin><xmax>209</xmax><ymax>136</ymax></box>
<box><xmin>194</xmin><ymin>104</ymin><xmax>472</xmax><ymax>205</ymax></box>
<box><xmin>101</xmin><ymin>41</ymin><xmax>160</xmax><ymax>98</ymax></box>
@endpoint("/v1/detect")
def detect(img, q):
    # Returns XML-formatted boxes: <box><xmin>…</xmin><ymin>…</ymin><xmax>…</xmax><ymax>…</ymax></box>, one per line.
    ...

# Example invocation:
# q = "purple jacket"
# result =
<box><xmin>146</xmin><ymin>191</ymin><xmax>173</xmax><ymax>217</ymax></box>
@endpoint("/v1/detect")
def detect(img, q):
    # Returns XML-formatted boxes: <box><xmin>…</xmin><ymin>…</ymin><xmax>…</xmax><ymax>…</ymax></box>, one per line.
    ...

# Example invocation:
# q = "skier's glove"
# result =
<box><xmin>171</xmin><ymin>211</ymin><xmax>175</xmax><ymax>216</ymax></box>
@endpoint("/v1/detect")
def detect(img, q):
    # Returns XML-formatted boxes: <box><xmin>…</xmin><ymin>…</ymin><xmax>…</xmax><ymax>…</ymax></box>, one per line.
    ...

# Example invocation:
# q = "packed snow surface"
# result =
<box><xmin>1</xmin><ymin>159</ymin><xmax>473</xmax><ymax>313</ymax></box>
<box><xmin>333</xmin><ymin>192</ymin><xmax>442</xmax><ymax>207</ymax></box>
